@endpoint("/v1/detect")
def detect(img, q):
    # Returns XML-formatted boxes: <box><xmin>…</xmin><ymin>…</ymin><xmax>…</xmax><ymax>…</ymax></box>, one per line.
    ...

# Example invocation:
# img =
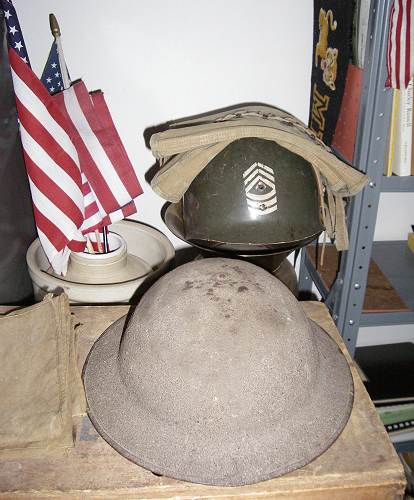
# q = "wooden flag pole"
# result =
<box><xmin>49</xmin><ymin>13</ymin><xmax>105</xmax><ymax>253</ymax></box>
<box><xmin>86</xmin><ymin>235</ymin><xmax>95</xmax><ymax>254</ymax></box>
<box><xmin>95</xmin><ymin>229</ymin><xmax>103</xmax><ymax>253</ymax></box>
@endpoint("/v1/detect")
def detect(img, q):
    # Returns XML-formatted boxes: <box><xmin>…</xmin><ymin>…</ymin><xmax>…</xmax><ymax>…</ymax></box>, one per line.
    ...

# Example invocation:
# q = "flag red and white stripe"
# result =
<box><xmin>386</xmin><ymin>0</ymin><xmax>414</xmax><ymax>88</ymax></box>
<box><xmin>9</xmin><ymin>49</ymin><xmax>142</xmax><ymax>275</ymax></box>
<box><xmin>9</xmin><ymin>48</ymin><xmax>85</xmax><ymax>274</ymax></box>
<box><xmin>53</xmin><ymin>80</ymin><xmax>142</xmax><ymax>233</ymax></box>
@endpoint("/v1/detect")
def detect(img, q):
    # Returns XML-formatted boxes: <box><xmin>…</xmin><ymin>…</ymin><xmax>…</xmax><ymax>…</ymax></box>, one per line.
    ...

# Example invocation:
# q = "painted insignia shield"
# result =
<box><xmin>243</xmin><ymin>162</ymin><xmax>277</xmax><ymax>215</ymax></box>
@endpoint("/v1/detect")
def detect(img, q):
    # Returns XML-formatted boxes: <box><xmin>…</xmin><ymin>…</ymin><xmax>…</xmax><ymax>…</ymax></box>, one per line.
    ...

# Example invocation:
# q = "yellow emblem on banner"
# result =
<box><xmin>310</xmin><ymin>83</ymin><xmax>330</xmax><ymax>138</ymax></box>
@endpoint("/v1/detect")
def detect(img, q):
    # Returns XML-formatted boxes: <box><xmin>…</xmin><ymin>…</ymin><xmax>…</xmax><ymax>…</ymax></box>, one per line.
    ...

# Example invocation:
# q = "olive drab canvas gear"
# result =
<box><xmin>150</xmin><ymin>104</ymin><xmax>369</xmax><ymax>251</ymax></box>
<box><xmin>83</xmin><ymin>258</ymin><xmax>353</xmax><ymax>486</ymax></box>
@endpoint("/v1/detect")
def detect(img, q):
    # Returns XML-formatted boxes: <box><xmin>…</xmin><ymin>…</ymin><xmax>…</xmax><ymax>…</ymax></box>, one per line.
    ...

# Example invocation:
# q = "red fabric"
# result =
<box><xmin>332</xmin><ymin>64</ymin><xmax>364</xmax><ymax>163</ymax></box>
<box><xmin>386</xmin><ymin>0</ymin><xmax>413</xmax><ymax>89</ymax></box>
<box><xmin>90</xmin><ymin>90</ymin><xmax>143</xmax><ymax>199</ymax></box>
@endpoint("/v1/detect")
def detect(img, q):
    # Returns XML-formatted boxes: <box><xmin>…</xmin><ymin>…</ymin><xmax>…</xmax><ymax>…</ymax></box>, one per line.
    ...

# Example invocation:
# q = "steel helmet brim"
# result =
<box><xmin>163</xmin><ymin>201</ymin><xmax>320</xmax><ymax>255</ymax></box>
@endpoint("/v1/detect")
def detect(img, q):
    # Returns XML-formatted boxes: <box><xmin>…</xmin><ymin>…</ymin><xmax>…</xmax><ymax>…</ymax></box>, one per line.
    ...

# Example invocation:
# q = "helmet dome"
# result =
<box><xmin>180</xmin><ymin>137</ymin><xmax>324</xmax><ymax>253</ymax></box>
<box><xmin>84</xmin><ymin>258</ymin><xmax>353</xmax><ymax>486</ymax></box>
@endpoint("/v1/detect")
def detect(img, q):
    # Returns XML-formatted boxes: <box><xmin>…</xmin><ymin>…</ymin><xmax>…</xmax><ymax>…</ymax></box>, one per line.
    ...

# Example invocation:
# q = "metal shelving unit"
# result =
<box><xmin>298</xmin><ymin>0</ymin><xmax>414</xmax><ymax>452</ymax></box>
<box><xmin>299</xmin><ymin>0</ymin><xmax>414</xmax><ymax>353</ymax></box>
<box><xmin>360</xmin><ymin>241</ymin><xmax>414</xmax><ymax>326</ymax></box>
<box><xmin>382</xmin><ymin>175</ymin><xmax>414</xmax><ymax>192</ymax></box>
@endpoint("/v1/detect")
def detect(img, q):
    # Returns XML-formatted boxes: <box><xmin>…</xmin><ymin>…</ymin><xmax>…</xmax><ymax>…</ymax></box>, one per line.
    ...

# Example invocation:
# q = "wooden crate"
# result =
<box><xmin>0</xmin><ymin>302</ymin><xmax>406</xmax><ymax>499</ymax></box>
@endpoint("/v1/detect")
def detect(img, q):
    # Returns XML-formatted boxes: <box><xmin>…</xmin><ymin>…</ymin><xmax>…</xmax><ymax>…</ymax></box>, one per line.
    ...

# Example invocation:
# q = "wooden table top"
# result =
<box><xmin>0</xmin><ymin>301</ymin><xmax>406</xmax><ymax>499</ymax></box>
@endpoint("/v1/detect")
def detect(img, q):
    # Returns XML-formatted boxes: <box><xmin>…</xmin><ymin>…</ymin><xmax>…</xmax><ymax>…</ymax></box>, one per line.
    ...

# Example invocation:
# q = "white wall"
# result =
<box><xmin>14</xmin><ymin>0</ymin><xmax>313</xmax><ymax>248</ymax></box>
<box><xmin>13</xmin><ymin>1</ymin><xmax>413</xmax><ymax>345</ymax></box>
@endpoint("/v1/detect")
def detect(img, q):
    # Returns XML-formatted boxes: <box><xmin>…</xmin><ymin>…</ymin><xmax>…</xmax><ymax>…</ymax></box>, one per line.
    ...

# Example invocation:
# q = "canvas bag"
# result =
<box><xmin>0</xmin><ymin>293</ymin><xmax>85</xmax><ymax>454</ymax></box>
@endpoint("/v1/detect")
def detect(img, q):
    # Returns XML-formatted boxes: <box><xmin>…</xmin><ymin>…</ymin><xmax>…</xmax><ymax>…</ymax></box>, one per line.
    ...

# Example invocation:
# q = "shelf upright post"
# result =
<box><xmin>331</xmin><ymin>0</ymin><xmax>394</xmax><ymax>354</ymax></box>
<box><xmin>298</xmin><ymin>249</ymin><xmax>314</xmax><ymax>296</ymax></box>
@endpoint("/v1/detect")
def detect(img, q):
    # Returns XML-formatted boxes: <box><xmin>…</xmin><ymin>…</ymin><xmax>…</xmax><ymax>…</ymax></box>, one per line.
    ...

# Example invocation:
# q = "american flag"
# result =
<box><xmin>1</xmin><ymin>0</ymin><xmax>29</xmax><ymax>66</ymax></box>
<box><xmin>386</xmin><ymin>0</ymin><xmax>414</xmax><ymax>88</ymax></box>
<box><xmin>52</xmin><ymin>80</ymin><xmax>143</xmax><ymax>235</ymax></box>
<box><xmin>40</xmin><ymin>40</ymin><xmax>67</xmax><ymax>94</ymax></box>
<box><xmin>3</xmin><ymin>1</ymin><xmax>143</xmax><ymax>275</ymax></box>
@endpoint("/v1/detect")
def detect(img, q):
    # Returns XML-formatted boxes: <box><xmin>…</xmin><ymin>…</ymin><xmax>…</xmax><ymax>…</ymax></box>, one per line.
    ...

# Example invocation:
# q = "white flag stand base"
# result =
<box><xmin>26</xmin><ymin>220</ymin><xmax>175</xmax><ymax>304</ymax></box>
<box><xmin>64</xmin><ymin>232</ymin><xmax>151</xmax><ymax>285</ymax></box>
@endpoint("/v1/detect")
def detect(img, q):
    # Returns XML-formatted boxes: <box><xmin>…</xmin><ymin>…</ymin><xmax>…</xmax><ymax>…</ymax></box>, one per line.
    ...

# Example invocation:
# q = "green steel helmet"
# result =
<box><xmin>176</xmin><ymin>137</ymin><xmax>324</xmax><ymax>253</ymax></box>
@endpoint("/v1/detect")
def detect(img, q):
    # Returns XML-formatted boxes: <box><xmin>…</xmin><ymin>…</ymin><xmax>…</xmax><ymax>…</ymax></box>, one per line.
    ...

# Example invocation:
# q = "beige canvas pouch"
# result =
<box><xmin>0</xmin><ymin>293</ymin><xmax>85</xmax><ymax>455</ymax></box>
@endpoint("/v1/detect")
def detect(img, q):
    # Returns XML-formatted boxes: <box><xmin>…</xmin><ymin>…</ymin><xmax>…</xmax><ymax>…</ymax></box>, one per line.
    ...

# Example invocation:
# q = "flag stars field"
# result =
<box><xmin>41</xmin><ymin>40</ymin><xmax>68</xmax><ymax>95</ymax></box>
<box><xmin>2</xmin><ymin>0</ymin><xmax>31</xmax><ymax>66</ymax></box>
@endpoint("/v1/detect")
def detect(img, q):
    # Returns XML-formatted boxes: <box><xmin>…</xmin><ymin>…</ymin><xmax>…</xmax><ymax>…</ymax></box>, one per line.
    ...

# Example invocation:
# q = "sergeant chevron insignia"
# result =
<box><xmin>243</xmin><ymin>162</ymin><xmax>277</xmax><ymax>215</ymax></box>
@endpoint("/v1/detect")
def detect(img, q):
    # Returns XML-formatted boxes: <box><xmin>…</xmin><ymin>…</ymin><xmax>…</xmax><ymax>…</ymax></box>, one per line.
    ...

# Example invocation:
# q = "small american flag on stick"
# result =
<box><xmin>2</xmin><ymin>1</ymin><xmax>143</xmax><ymax>274</ymax></box>
<box><xmin>40</xmin><ymin>38</ymin><xmax>67</xmax><ymax>94</ymax></box>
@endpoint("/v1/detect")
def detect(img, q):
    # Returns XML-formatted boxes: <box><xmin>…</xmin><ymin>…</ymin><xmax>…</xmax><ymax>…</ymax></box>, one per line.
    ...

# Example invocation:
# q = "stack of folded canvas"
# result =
<box><xmin>0</xmin><ymin>294</ymin><xmax>85</xmax><ymax>455</ymax></box>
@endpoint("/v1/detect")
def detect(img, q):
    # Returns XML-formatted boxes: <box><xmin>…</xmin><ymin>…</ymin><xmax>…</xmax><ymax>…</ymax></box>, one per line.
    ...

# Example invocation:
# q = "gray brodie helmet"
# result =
<box><xmin>83</xmin><ymin>258</ymin><xmax>353</xmax><ymax>486</ymax></box>
<box><xmin>178</xmin><ymin>137</ymin><xmax>324</xmax><ymax>254</ymax></box>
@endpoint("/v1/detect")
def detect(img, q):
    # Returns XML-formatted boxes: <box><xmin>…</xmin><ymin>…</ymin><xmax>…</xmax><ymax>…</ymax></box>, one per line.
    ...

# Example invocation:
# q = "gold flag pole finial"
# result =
<box><xmin>48</xmin><ymin>13</ymin><xmax>70</xmax><ymax>89</ymax></box>
<box><xmin>49</xmin><ymin>13</ymin><xmax>61</xmax><ymax>38</ymax></box>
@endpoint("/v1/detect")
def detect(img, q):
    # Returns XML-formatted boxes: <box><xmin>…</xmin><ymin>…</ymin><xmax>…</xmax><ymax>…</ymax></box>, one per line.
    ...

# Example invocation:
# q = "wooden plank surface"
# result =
<box><xmin>0</xmin><ymin>302</ymin><xmax>406</xmax><ymax>498</ymax></box>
